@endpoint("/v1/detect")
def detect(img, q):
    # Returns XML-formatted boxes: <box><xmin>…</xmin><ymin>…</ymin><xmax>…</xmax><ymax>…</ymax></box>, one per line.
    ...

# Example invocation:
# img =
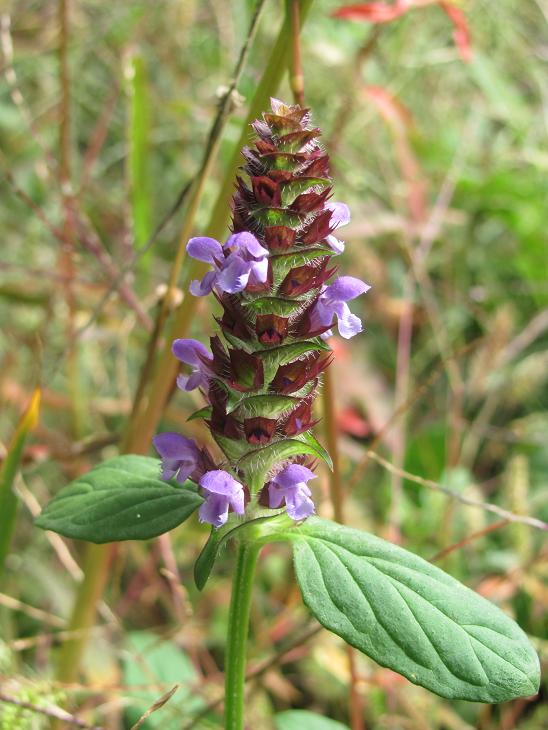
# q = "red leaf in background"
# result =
<box><xmin>337</xmin><ymin>406</ymin><xmax>371</xmax><ymax>438</ymax></box>
<box><xmin>332</xmin><ymin>2</ymin><xmax>409</xmax><ymax>23</ymax></box>
<box><xmin>333</xmin><ymin>1</ymin><xmax>472</xmax><ymax>61</ymax></box>
<box><xmin>363</xmin><ymin>86</ymin><xmax>427</xmax><ymax>224</ymax></box>
<box><xmin>440</xmin><ymin>2</ymin><xmax>472</xmax><ymax>62</ymax></box>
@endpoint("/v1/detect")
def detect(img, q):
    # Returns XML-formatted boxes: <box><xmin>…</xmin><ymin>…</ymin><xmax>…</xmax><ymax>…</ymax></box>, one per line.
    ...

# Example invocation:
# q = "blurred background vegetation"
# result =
<box><xmin>0</xmin><ymin>0</ymin><xmax>546</xmax><ymax>728</ymax></box>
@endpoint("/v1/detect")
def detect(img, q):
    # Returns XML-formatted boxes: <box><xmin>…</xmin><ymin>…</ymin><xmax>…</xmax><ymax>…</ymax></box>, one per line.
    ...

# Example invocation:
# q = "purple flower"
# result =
<box><xmin>187</xmin><ymin>232</ymin><xmax>269</xmax><ymax>296</ymax></box>
<box><xmin>311</xmin><ymin>276</ymin><xmax>371</xmax><ymax>339</ymax></box>
<box><xmin>269</xmin><ymin>464</ymin><xmax>316</xmax><ymax>521</ymax></box>
<box><xmin>172</xmin><ymin>338</ymin><xmax>212</xmax><ymax>391</ymax></box>
<box><xmin>153</xmin><ymin>432</ymin><xmax>201</xmax><ymax>483</ymax></box>
<box><xmin>325</xmin><ymin>201</ymin><xmax>350</xmax><ymax>254</ymax></box>
<box><xmin>198</xmin><ymin>470</ymin><xmax>245</xmax><ymax>528</ymax></box>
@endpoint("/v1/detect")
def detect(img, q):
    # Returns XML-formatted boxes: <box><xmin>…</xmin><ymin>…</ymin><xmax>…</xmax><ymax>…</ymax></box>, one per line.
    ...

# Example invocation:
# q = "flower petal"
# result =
<box><xmin>326</xmin><ymin>201</ymin><xmax>350</xmax><ymax>229</ymax></box>
<box><xmin>199</xmin><ymin>469</ymin><xmax>244</xmax><ymax>497</ymax></box>
<box><xmin>185</xmin><ymin>370</ymin><xmax>208</xmax><ymax>391</ymax></box>
<box><xmin>216</xmin><ymin>254</ymin><xmax>251</xmax><ymax>294</ymax></box>
<box><xmin>337</xmin><ymin>305</ymin><xmax>364</xmax><ymax>339</ymax></box>
<box><xmin>186</xmin><ymin>236</ymin><xmax>223</xmax><ymax>264</ymax></box>
<box><xmin>311</xmin><ymin>299</ymin><xmax>335</xmax><ymax>329</ymax></box>
<box><xmin>273</xmin><ymin>464</ymin><xmax>317</xmax><ymax>490</ymax></box>
<box><xmin>153</xmin><ymin>432</ymin><xmax>198</xmax><ymax>460</ymax></box>
<box><xmin>324</xmin><ymin>276</ymin><xmax>370</xmax><ymax>303</ymax></box>
<box><xmin>199</xmin><ymin>493</ymin><xmax>230</xmax><ymax>528</ymax></box>
<box><xmin>248</xmin><ymin>257</ymin><xmax>269</xmax><ymax>285</ymax></box>
<box><xmin>189</xmin><ymin>271</ymin><xmax>217</xmax><ymax>297</ymax></box>
<box><xmin>268</xmin><ymin>483</ymin><xmax>285</xmax><ymax>509</ymax></box>
<box><xmin>225</xmin><ymin>231</ymin><xmax>268</xmax><ymax>259</ymax></box>
<box><xmin>286</xmin><ymin>491</ymin><xmax>315</xmax><ymax>521</ymax></box>
<box><xmin>228</xmin><ymin>489</ymin><xmax>245</xmax><ymax>515</ymax></box>
<box><xmin>172</xmin><ymin>338</ymin><xmax>212</xmax><ymax>366</ymax></box>
<box><xmin>325</xmin><ymin>234</ymin><xmax>345</xmax><ymax>254</ymax></box>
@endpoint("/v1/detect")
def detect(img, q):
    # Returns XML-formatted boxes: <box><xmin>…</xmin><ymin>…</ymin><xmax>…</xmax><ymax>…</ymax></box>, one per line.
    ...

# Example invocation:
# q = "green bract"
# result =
<box><xmin>35</xmin><ymin>455</ymin><xmax>202</xmax><ymax>543</ymax></box>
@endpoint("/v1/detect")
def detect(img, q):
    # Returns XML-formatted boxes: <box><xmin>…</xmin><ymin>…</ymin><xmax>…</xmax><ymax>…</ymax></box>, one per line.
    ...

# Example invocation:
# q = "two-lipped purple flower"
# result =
<box><xmin>172</xmin><ymin>338</ymin><xmax>212</xmax><ymax>392</ymax></box>
<box><xmin>268</xmin><ymin>464</ymin><xmax>316</xmax><ymax>521</ymax></box>
<box><xmin>187</xmin><ymin>232</ymin><xmax>269</xmax><ymax>297</ymax></box>
<box><xmin>153</xmin><ymin>432</ymin><xmax>245</xmax><ymax>528</ymax></box>
<box><xmin>310</xmin><ymin>276</ymin><xmax>371</xmax><ymax>339</ymax></box>
<box><xmin>154</xmin><ymin>432</ymin><xmax>317</xmax><ymax>526</ymax></box>
<box><xmin>153</xmin><ymin>431</ymin><xmax>203</xmax><ymax>483</ymax></box>
<box><xmin>198</xmin><ymin>470</ymin><xmax>245</xmax><ymax>528</ymax></box>
<box><xmin>325</xmin><ymin>201</ymin><xmax>350</xmax><ymax>254</ymax></box>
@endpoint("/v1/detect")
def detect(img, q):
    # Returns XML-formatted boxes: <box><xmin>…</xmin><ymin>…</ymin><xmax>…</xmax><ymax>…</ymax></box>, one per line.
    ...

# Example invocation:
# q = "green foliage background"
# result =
<box><xmin>0</xmin><ymin>1</ymin><xmax>546</xmax><ymax>728</ymax></box>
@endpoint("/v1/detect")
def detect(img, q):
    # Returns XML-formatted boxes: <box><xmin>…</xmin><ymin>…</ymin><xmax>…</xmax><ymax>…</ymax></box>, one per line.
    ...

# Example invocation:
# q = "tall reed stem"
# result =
<box><xmin>224</xmin><ymin>542</ymin><xmax>259</xmax><ymax>730</ymax></box>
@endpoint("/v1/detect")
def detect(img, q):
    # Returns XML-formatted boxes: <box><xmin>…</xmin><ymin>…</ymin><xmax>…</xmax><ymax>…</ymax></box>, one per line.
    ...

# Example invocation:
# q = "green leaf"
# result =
<box><xmin>35</xmin><ymin>455</ymin><xmax>203</xmax><ymax>543</ymax></box>
<box><xmin>290</xmin><ymin>518</ymin><xmax>540</xmax><ymax>703</ymax></box>
<box><xmin>253</xmin><ymin>207</ymin><xmax>303</xmax><ymax>228</ymax></box>
<box><xmin>187</xmin><ymin>406</ymin><xmax>212</xmax><ymax>422</ymax></box>
<box><xmin>194</xmin><ymin>528</ymin><xmax>222</xmax><ymax>591</ymax></box>
<box><xmin>275</xmin><ymin>711</ymin><xmax>349</xmax><ymax>730</ymax></box>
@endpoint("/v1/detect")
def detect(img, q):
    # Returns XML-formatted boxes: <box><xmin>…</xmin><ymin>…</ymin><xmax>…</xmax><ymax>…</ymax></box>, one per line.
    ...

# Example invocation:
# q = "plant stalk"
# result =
<box><xmin>55</xmin><ymin>543</ymin><xmax>113</xmax><ymax>684</ymax></box>
<box><xmin>224</xmin><ymin>541</ymin><xmax>259</xmax><ymax>730</ymax></box>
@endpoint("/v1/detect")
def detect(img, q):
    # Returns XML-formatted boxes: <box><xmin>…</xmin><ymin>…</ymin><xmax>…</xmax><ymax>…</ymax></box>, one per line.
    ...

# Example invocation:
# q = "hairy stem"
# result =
<box><xmin>224</xmin><ymin>542</ymin><xmax>259</xmax><ymax>730</ymax></box>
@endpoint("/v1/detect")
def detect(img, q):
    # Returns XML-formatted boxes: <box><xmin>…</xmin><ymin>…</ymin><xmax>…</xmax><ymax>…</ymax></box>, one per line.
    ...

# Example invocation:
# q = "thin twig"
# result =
<box><xmin>130</xmin><ymin>685</ymin><xmax>179</xmax><ymax>730</ymax></box>
<box><xmin>348</xmin><ymin>338</ymin><xmax>484</xmax><ymax>491</ymax></box>
<box><xmin>430</xmin><ymin>520</ymin><xmax>509</xmax><ymax>562</ymax></box>
<box><xmin>0</xmin><ymin>165</ymin><xmax>152</xmax><ymax>332</ymax></box>
<box><xmin>0</xmin><ymin>593</ymin><xmax>65</xmax><ymax>627</ymax></box>
<box><xmin>365</xmin><ymin>449</ymin><xmax>548</xmax><ymax>530</ymax></box>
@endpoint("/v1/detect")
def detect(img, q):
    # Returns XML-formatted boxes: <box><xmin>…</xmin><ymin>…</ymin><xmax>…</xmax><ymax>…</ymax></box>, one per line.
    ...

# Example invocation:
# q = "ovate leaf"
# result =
<box><xmin>36</xmin><ymin>455</ymin><xmax>203</xmax><ymax>543</ymax></box>
<box><xmin>291</xmin><ymin>518</ymin><xmax>540</xmax><ymax>702</ymax></box>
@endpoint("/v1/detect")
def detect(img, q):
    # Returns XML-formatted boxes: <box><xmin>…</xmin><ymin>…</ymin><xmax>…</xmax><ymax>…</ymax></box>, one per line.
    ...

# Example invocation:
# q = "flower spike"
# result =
<box><xmin>154</xmin><ymin>98</ymin><xmax>369</xmax><ymax>527</ymax></box>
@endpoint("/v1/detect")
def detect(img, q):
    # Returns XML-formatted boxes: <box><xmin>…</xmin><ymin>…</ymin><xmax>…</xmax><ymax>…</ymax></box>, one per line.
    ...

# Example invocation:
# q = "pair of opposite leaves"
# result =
<box><xmin>36</xmin><ymin>455</ymin><xmax>540</xmax><ymax>703</ymax></box>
